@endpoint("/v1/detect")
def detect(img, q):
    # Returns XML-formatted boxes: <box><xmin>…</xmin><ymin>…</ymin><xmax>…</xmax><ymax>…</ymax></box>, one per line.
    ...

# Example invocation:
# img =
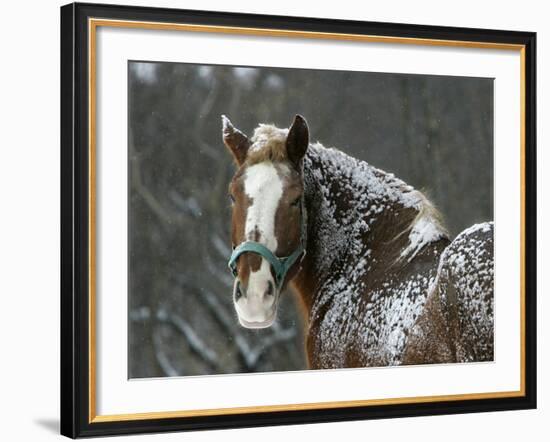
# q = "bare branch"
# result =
<box><xmin>129</xmin><ymin>148</ymin><xmax>189</xmax><ymax>227</ymax></box>
<box><xmin>156</xmin><ymin>308</ymin><xmax>219</xmax><ymax>369</ymax></box>
<box><xmin>152</xmin><ymin>326</ymin><xmax>181</xmax><ymax>377</ymax></box>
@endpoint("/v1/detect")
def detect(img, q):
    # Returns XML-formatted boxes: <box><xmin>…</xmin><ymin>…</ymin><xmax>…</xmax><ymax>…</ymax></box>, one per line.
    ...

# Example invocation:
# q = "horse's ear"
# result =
<box><xmin>286</xmin><ymin>114</ymin><xmax>309</xmax><ymax>167</ymax></box>
<box><xmin>222</xmin><ymin>115</ymin><xmax>250</xmax><ymax>165</ymax></box>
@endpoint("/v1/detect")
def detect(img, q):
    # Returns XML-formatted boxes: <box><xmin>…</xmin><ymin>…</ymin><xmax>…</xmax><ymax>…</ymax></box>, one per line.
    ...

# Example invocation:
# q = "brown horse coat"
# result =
<box><xmin>225</xmin><ymin>118</ymin><xmax>494</xmax><ymax>368</ymax></box>
<box><xmin>291</xmin><ymin>139</ymin><xmax>493</xmax><ymax>368</ymax></box>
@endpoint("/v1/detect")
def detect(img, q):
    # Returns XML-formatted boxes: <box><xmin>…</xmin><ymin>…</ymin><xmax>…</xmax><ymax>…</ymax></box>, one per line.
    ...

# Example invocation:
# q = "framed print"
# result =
<box><xmin>60</xmin><ymin>2</ymin><xmax>537</xmax><ymax>438</ymax></box>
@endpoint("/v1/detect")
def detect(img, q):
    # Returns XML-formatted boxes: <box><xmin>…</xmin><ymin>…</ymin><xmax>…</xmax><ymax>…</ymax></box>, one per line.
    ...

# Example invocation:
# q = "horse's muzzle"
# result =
<box><xmin>238</xmin><ymin>315</ymin><xmax>276</xmax><ymax>329</ymax></box>
<box><xmin>233</xmin><ymin>274</ymin><xmax>278</xmax><ymax>329</ymax></box>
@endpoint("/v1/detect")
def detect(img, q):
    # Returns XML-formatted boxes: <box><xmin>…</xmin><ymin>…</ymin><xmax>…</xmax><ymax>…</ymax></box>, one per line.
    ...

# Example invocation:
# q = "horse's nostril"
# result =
<box><xmin>266</xmin><ymin>280</ymin><xmax>274</xmax><ymax>296</ymax></box>
<box><xmin>234</xmin><ymin>282</ymin><xmax>244</xmax><ymax>301</ymax></box>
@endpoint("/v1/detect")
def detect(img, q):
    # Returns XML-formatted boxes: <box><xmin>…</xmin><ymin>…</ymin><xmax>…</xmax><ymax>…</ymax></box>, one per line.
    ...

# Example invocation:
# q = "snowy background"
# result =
<box><xmin>128</xmin><ymin>61</ymin><xmax>493</xmax><ymax>378</ymax></box>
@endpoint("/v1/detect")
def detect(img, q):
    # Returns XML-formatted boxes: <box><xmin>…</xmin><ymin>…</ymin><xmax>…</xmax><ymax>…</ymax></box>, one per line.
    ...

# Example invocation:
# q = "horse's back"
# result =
<box><xmin>439</xmin><ymin>222</ymin><xmax>494</xmax><ymax>361</ymax></box>
<box><xmin>404</xmin><ymin>222</ymin><xmax>494</xmax><ymax>364</ymax></box>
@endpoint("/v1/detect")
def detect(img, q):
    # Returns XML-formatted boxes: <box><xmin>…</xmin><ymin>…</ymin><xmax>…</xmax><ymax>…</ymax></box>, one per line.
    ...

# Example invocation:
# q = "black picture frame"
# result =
<box><xmin>60</xmin><ymin>2</ymin><xmax>537</xmax><ymax>438</ymax></box>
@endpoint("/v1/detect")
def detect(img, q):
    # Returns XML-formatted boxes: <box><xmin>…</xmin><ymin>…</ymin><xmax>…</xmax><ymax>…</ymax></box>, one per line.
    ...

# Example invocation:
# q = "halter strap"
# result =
<box><xmin>228</xmin><ymin>194</ymin><xmax>307</xmax><ymax>289</ymax></box>
<box><xmin>228</xmin><ymin>242</ymin><xmax>305</xmax><ymax>289</ymax></box>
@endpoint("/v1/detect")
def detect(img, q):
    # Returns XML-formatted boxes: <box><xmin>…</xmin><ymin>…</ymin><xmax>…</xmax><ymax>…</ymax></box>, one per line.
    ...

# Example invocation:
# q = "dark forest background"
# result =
<box><xmin>128</xmin><ymin>61</ymin><xmax>493</xmax><ymax>378</ymax></box>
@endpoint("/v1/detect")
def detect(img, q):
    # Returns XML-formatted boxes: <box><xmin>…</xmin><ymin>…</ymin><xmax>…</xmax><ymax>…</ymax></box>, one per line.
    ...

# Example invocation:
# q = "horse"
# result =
<box><xmin>222</xmin><ymin>114</ymin><xmax>494</xmax><ymax>369</ymax></box>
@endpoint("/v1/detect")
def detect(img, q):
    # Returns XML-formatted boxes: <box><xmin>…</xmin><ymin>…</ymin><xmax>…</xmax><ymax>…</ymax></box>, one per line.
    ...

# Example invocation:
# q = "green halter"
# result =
<box><xmin>228</xmin><ymin>200</ymin><xmax>307</xmax><ymax>289</ymax></box>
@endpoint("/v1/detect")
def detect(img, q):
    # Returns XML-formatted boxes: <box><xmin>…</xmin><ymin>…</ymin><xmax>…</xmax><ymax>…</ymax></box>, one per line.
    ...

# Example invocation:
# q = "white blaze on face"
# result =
<box><xmin>236</xmin><ymin>162</ymin><xmax>284</xmax><ymax>327</ymax></box>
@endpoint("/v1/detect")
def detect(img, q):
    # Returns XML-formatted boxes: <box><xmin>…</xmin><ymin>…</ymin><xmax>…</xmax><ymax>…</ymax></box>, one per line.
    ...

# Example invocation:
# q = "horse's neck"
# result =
<box><xmin>292</xmin><ymin>143</ymin><xmax>447</xmax><ymax>310</ymax></box>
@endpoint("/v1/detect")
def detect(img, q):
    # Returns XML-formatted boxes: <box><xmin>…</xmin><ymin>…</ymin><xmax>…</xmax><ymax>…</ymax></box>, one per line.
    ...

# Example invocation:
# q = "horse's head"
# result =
<box><xmin>222</xmin><ymin>114</ymin><xmax>309</xmax><ymax>329</ymax></box>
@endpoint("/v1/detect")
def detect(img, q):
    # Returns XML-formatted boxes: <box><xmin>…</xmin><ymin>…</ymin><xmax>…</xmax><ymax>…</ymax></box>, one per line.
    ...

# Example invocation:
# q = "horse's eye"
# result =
<box><xmin>291</xmin><ymin>197</ymin><xmax>301</xmax><ymax>207</ymax></box>
<box><xmin>229</xmin><ymin>194</ymin><xmax>235</xmax><ymax>204</ymax></box>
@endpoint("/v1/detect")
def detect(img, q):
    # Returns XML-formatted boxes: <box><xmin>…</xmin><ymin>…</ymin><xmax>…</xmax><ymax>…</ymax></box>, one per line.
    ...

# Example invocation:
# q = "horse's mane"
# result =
<box><xmin>246</xmin><ymin>124</ymin><xmax>289</xmax><ymax>165</ymax></box>
<box><xmin>397</xmin><ymin>192</ymin><xmax>448</xmax><ymax>261</ymax></box>
<box><xmin>245</xmin><ymin>123</ymin><xmax>448</xmax><ymax>263</ymax></box>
